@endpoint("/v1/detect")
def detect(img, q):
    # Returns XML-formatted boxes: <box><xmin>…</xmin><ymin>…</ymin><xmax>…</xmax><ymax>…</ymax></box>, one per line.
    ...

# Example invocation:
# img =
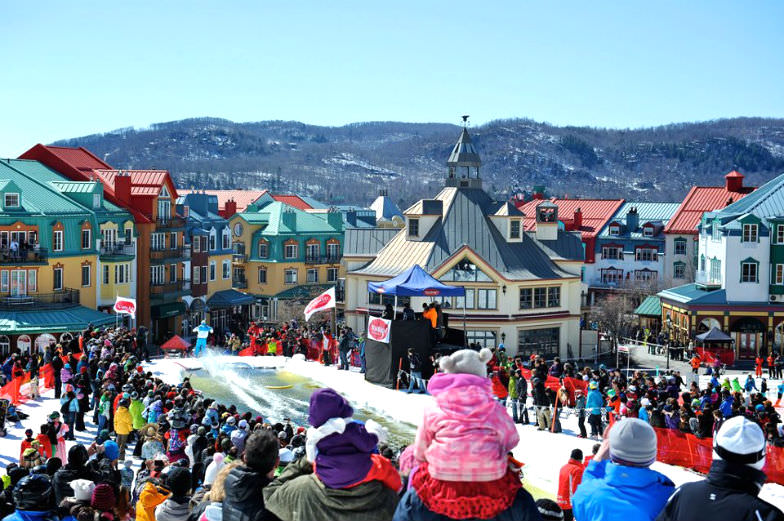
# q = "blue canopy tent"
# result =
<box><xmin>367</xmin><ymin>264</ymin><xmax>465</xmax><ymax>323</ymax></box>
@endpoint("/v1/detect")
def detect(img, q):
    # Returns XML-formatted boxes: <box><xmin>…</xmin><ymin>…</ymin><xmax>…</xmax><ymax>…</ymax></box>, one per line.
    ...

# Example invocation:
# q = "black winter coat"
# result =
<box><xmin>52</xmin><ymin>465</ymin><xmax>101</xmax><ymax>505</ymax></box>
<box><xmin>222</xmin><ymin>465</ymin><xmax>279</xmax><ymax>521</ymax></box>
<box><xmin>656</xmin><ymin>460</ymin><xmax>784</xmax><ymax>521</ymax></box>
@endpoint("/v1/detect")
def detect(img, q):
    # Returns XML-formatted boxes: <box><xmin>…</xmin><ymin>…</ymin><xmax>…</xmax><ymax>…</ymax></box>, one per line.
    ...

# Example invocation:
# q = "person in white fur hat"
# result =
<box><xmin>656</xmin><ymin>415</ymin><xmax>784</xmax><ymax>521</ymax></box>
<box><xmin>57</xmin><ymin>478</ymin><xmax>95</xmax><ymax>518</ymax></box>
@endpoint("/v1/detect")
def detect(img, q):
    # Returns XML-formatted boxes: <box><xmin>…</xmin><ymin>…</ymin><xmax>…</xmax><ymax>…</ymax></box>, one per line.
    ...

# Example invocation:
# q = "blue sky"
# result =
<box><xmin>1</xmin><ymin>1</ymin><xmax>783</xmax><ymax>156</ymax></box>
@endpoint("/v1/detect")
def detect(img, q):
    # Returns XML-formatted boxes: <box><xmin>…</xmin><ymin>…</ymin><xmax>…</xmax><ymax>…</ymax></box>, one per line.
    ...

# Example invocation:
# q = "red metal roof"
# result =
<box><xmin>515</xmin><ymin>198</ymin><xmax>625</xmax><ymax>239</ymax></box>
<box><xmin>272</xmin><ymin>194</ymin><xmax>312</xmax><ymax>210</ymax></box>
<box><xmin>179</xmin><ymin>189</ymin><xmax>268</xmax><ymax>212</ymax></box>
<box><xmin>664</xmin><ymin>183</ymin><xmax>756</xmax><ymax>235</ymax></box>
<box><xmin>33</xmin><ymin>145</ymin><xmax>111</xmax><ymax>172</ymax></box>
<box><xmin>95</xmin><ymin>169</ymin><xmax>178</xmax><ymax>198</ymax></box>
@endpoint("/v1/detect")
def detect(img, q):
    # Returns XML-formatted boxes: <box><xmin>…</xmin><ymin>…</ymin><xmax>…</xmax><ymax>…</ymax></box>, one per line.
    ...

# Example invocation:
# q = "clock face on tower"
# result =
<box><xmin>233</xmin><ymin>223</ymin><xmax>243</xmax><ymax>237</ymax></box>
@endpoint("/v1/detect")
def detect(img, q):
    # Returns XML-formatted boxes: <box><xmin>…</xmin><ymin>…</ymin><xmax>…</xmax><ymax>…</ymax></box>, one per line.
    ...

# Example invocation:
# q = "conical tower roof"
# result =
<box><xmin>447</xmin><ymin>127</ymin><xmax>481</xmax><ymax>168</ymax></box>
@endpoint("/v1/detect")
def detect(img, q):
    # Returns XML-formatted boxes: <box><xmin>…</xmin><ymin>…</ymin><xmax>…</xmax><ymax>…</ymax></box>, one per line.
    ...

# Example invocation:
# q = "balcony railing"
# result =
<box><xmin>155</xmin><ymin>215</ymin><xmax>187</xmax><ymax>228</ymax></box>
<box><xmin>0</xmin><ymin>288</ymin><xmax>79</xmax><ymax>310</ymax></box>
<box><xmin>695</xmin><ymin>271</ymin><xmax>721</xmax><ymax>287</ymax></box>
<box><xmin>0</xmin><ymin>247</ymin><xmax>48</xmax><ymax>265</ymax></box>
<box><xmin>232</xmin><ymin>253</ymin><xmax>247</xmax><ymax>263</ymax></box>
<box><xmin>150</xmin><ymin>247</ymin><xmax>187</xmax><ymax>262</ymax></box>
<box><xmin>232</xmin><ymin>277</ymin><xmax>248</xmax><ymax>289</ymax></box>
<box><xmin>304</xmin><ymin>255</ymin><xmax>341</xmax><ymax>264</ymax></box>
<box><xmin>150</xmin><ymin>280</ymin><xmax>190</xmax><ymax>295</ymax></box>
<box><xmin>99</xmin><ymin>243</ymin><xmax>135</xmax><ymax>257</ymax></box>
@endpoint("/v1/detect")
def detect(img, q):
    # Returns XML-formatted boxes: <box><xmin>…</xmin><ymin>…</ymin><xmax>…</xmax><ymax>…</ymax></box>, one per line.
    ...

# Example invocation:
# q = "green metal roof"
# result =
<box><xmin>0</xmin><ymin>160</ymin><xmax>94</xmax><ymax>216</ymax></box>
<box><xmin>599</xmin><ymin>201</ymin><xmax>681</xmax><ymax>239</ymax></box>
<box><xmin>658</xmin><ymin>283</ymin><xmax>728</xmax><ymax>305</ymax></box>
<box><xmin>238</xmin><ymin>201</ymin><xmax>342</xmax><ymax>234</ymax></box>
<box><xmin>151</xmin><ymin>301</ymin><xmax>187</xmax><ymax>319</ymax></box>
<box><xmin>207</xmin><ymin>289</ymin><xmax>255</xmax><ymax>309</ymax></box>
<box><xmin>715</xmin><ymin>172</ymin><xmax>784</xmax><ymax>220</ymax></box>
<box><xmin>634</xmin><ymin>295</ymin><xmax>662</xmax><ymax>317</ymax></box>
<box><xmin>272</xmin><ymin>284</ymin><xmax>333</xmax><ymax>299</ymax></box>
<box><xmin>0</xmin><ymin>305</ymin><xmax>116</xmax><ymax>334</ymax></box>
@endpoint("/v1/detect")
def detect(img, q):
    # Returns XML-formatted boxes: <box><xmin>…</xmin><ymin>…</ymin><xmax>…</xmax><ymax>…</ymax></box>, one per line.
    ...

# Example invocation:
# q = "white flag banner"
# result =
<box><xmin>113</xmin><ymin>296</ymin><xmax>137</xmax><ymax>318</ymax></box>
<box><xmin>304</xmin><ymin>287</ymin><xmax>336</xmax><ymax>322</ymax></box>
<box><xmin>367</xmin><ymin>316</ymin><xmax>392</xmax><ymax>343</ymax></box>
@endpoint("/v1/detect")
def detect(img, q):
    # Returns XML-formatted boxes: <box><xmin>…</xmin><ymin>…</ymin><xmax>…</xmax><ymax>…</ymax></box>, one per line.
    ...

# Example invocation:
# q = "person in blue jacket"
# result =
<box><xmin>586</xmin><ymin>381</ymin><xmax>605</xmax><ymax>438</ymax></box>
<box><xmin>744</xmin><ymin>374</ymin><xmax>758</xmax><ymax>393</ymax></box>
<box><xmin>192</xmin><ymin>320</ymin><xmax>213</xmax><ymax>357</ymax></box>
<box><xmin>572</xmin><ymin>417</ymin><xmax>674</xmax><ymax>521</ymax></box>
<box><xmin>3</xmin><ymin>473</ymin><xmax>67</xmax><ymax>521</ymax></box>
<box><xmin>718</xmin><ymin>390</ymin><xmax>735</xmax><ymax>418</ymax></box>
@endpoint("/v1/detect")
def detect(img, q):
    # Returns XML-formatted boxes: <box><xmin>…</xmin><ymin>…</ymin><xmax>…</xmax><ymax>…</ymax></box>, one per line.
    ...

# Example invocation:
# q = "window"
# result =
<box><xmin>327</xmin><ymin>267</ymin><xmax>338</xmax><ymax>282</ymax></box>
<box><xmin>151</xmin><ymin>266</ymin><xmax>164</xmax><ymax>285</ymax></box>
<box><xmin>284</xmin><ymin>243</ymin><xmax>298</xmax><ymax>259</ymax></box>
<box><xmin>169</xmin><ymin>264</ymin><xmax>177</xmax><ymax>283</ymax></box>
<box><xmin>27</xmin><ymin>269</ymin><xmax>36</xmax><ymax>292</ymax></box>
<box><xmin>327</xmin><ymin>242</ymin><xmax>340</xmax><ymax>259</ymax></box>
<box><xmin>601</xmin><ymin>268</ymin><xmax>623</xmax><ymax>285</ymax></box>
<box><xmin>306</xmin><ymin>243</ymin><xmax>320</xmax><ymax>261</ymax></box>
<box><xmin>4</xmin><ymin>193</ymin><xmax>19</xmax><ymax>208</ymax></box>
<box><xmin>115</xmin><ymin>264</ymin><xmax>129</xmax><ymax>284</ymax></box>
<box><xmin>517</xmin><ymin>327</ymin><xmax>560</xmax><ymax>359</ymax></box>
<box><xmin>222</xmin><ymin>260</ymin><xmax>230</xmax><ymax>279</ymax></box>
<box><xmin>712</xmin><ymin>222</ymin><xmax>721</xmax><ymax>241</ymax></box>
<box><xmin>170</xmin><ymin>232</ymin><xmax>177</xmax><ymax>250</ymax></box>
<box><xmin>608</xmin><ymin>224</ymin><xmax>620</xmax><ymax>236</ymax></box>
<box><xmin>635</xmin><ymin>247</ymin><xmax>657</xmax><ymax>262</ymax></box>
<box><xmin>635</xmin><ymin>269</ymin><xmax>657</xmax><ymax>282</ymax></box>
<box><xmin>408</xmin><ymin>218</ymin><xmax>419</xmax><ymax>237</ymax></box>
<box><xmin>200</xmin><ymin>266</ymin><xmax>207</xmax><ymax>283</ymax></box>
<box><xmin>674</xmin><ymin>262</ymin><xmax>686</xmax><ymax>279</ymax></box>
<box><xmin>476</xmin><ymin>289</ymin><xmax>497</xmax><ymax>309</ymax></box>
<box><xmin>742</xmin><ymin>223</ymin><xmax>758</xmax><ymax>243</ymax></box>
<box><xmin>533</xmin><ymin>287</ymin><xmax>547</xmax><ymax>308</ymax></box>
<box><xmin>700</xmin><ymin>255</ymin><xmax>706</xmax><ymax>272</ymax></box>
<box><xmin>778</xmin><ymin>225</ymin><xmax>784</xmax><ymax>245</ymax></box>
<box><xmin>258</xmin><ymin>241</ymin><xmax>269</xmax><ymax>258</ymax></box>
<box><xmin>157</xmin><ymin>198</ymin><xmax>171</xmax><ymax>221</ymax></box>
<box><xmin>101</xmin><ymin>228</ymin><xmax>117</xmax><ymax>248</ymax></box>
<box><xmin>103</xmin><ymin>265</ymin><xmax>110</xmax><ymax>284</ymax></box>
<box><xmin>221</xmin><ymin>229</ymin><xmax>231</xmax><ymax>250</ymax></box>
<box><xmin>601</xmin><ymin>246</ymin><xmax>622</xmax><ymax>260</ymax></box>
<box><xmin>80</xmin><ymin>265</ymin><xmax>90</xmax><ymax>287</ymax></box>
<box><xmin>440</xmin><ymin>259</ymin><xmax>492</xmax><ymax>282</ymax></box>
<box><xmin>307</xmin><ymin>268</ymin><xmax>319</xmax><ymax>283</ymax></box>
<box><xmin>642</xmin><ymin>226</ymin><xmax>654</xmax><ymax>237</ymax></box>
<box><xmin>547</xmin><ymin>286</ymin><xmax>561</xmax><ymax>307</ymax></box>
<box><xmin>510</xmin><ymin>220</ymin><xmax>521</xmax><ymax>239</ymax></box>
<box><xmin>775</xmin><ymin>264</ymin><xmax>784</xmax><ymax>285</ymax></box>
<box><xmin>193</xmin><ymin>266</ymin><xmax>200</xmax><ymax>284</ymax></box>
<box><xmin>284</xmin><ymin>268</ymin><xmax>298</xmax><ymax>285</ymax></box>
<box><xmin>709</xmin><ymin>258</ymin><xmax>721</xmax><ymax>283</ymax></box>
<box><xmin>93</xmin><ymin>193</ymin><xmax>101</xmax><ymax>209</ymax></box>
<box><xmin>466</xmin><ymin>330</ymin><xmax>497</xmax><ymax>349</ymax></box>
<box><xmin>519</xmin><ymin>288</ymin><xmax>532</xmax><ymax>309</ymax></box>
<box><xmin>0</xmin><ymin>270</ymin><xmax>7</xmax><ymax>292</ymax></box>
<box><xmin>741</xmin><ymin>260</ymin><xmax>758</xmax><ymax>283</ymax></box>
<box><xmin>53</xmin><ymin>267</ymin><xmax>63</xmax><ymax>291</ymax></box>
<box><xmin>258</xmin><ymin>267</ymin><xmax>267</xmax><ymax>284</ymax></box>
<box><xmin>209</xmin><ymin>261</ymin><xmax>216</xmax><ymax>281</ymax></box>
<box><xmin>81</xmin><ymin>229</ymin><xmax>91</xmax><ymax>249</ymax></box>
<box><xmin>209</xmin><ymin>230</ymin><xmax>217</xmax><ymax>251</ymax></box>
<box><xmin>124</xmin><ymin>228</ymin><xmax>132</xmax><ymax>245</ymax></box>
<box><xmin>53</xmin><ymin>230</ymin><xmax>63</xmax><ymax>251</ymax></box>
<box><xmin>151</xmin><ymin>233</ymin><xmax>165</xmax><ymax>250</ymax></box>
<box><xmin>674</xmin><ymin>238</ymin><xmax>687</xmax><ymax>255</ymax></box>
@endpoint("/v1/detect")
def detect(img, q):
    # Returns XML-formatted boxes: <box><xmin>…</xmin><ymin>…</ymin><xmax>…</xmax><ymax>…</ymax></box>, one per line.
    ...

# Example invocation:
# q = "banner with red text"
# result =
<box><xmin>367</xmin><ymin>316</ymin><xmax>392</xmax><ymax>343</ymax></box>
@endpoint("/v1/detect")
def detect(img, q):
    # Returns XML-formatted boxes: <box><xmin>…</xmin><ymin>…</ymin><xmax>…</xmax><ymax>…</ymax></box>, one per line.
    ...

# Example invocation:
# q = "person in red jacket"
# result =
<box><xmin>557</xmin><ymin>448</ymin><xmax>585</xmax><ymax>521</ymax></box>
<box><xmin>755</xmin><ymin>356</ymin><xmax>763</xmax><ymax>378</ymax></box>
<box><xmin>490</xmin><ymin>369</ymin><xmax>509</xmax><ymax>405</ymax></box>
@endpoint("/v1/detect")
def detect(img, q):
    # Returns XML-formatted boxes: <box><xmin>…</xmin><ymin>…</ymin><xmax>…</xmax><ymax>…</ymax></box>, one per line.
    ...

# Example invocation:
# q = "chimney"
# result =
<box><xmin>725</xmin><ymin>170</ymin><xmax>744</xmax><ymax>192</ymax></box>
<box><xmin>114</xmin><ymin>171</ymin><xmax>131</xmax><ymax>204</ymax></box>
<box><xmin>573</xmin><ymin>207</ymin><xmax>583</xmax><ymax>229</ymax></box>
<box><xmin>224</xmin><ymin>198</ymin><xmax>237</xmax><ymax>218</ymax></box>
<box><xmin>532</xmin><ymin>185</ymin><xmax>546</xmax><ymax>200</ymax></box>
<box><xmin>626</xmin><ymin>207</ymin><xmax>639</xmax><ymax>231</ymax></box>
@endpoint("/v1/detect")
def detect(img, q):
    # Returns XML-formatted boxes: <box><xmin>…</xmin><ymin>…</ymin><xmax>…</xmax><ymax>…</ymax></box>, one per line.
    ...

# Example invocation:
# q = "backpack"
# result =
<box><xmin>60</xmin><ymin>399</ymin><xmax>72</xmax><ymax>414</ymax></box>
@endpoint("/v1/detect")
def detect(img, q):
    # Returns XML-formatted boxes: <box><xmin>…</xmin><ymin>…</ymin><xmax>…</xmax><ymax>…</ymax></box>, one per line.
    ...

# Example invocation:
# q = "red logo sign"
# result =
<box><xmin>368</xmin><ymin>317</ymin><xmax>391</xmax><ymax>342</ymax></box>
<box><xmin>113</xmin><ymin>298</ymin><xmax>136</xmax><ymax>316</ymax></box>
<box><xmin>423</xmin><ymin>288</ymin><xmax>441</xmax><ymax>296</ymax></box>
<box><xmin>306</xmin><ymin>293</ymin><xmax>332</xmax><ymax>313</ymax></box>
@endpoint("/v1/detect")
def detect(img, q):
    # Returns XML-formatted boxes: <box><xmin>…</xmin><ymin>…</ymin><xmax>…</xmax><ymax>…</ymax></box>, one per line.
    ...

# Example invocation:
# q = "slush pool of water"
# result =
<box><xmin>183</xmin><ymin>359</ymin><xmax>417</xmax><ymax>448</ymax></box>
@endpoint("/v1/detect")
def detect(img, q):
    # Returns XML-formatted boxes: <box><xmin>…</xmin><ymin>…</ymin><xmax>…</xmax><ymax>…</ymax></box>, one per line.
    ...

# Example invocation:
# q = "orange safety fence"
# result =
<box><xmin>0</xmin><ymin>363</ymin><xmax>56</xmax><ymax>404</ymax></box>
<box><xmin>653</xmin><ymin>427</ymin><xmax>784</xmax><ymax>484</ymax></box>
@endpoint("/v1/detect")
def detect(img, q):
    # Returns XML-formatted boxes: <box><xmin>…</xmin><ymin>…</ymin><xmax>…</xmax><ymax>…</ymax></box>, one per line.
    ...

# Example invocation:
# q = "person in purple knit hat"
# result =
<box><xmin>263</xmin><ymin>388</ymin><xmax>401</xmax><ymax>521</ymax></box>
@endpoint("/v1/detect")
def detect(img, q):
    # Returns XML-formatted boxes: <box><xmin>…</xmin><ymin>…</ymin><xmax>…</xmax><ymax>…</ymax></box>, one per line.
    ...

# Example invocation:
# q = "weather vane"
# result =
<box><xmin>461</xmin><ymin>115</ymin><xmax>470</xmax><ymax>127</ymax></box>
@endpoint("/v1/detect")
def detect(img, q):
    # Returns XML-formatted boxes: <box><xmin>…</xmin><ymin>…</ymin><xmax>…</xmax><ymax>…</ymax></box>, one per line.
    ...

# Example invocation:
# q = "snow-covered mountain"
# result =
<box><xmin>52</xmin><ymin>117</ymin><xmax>784</xmax><ymax>206</ymax></box>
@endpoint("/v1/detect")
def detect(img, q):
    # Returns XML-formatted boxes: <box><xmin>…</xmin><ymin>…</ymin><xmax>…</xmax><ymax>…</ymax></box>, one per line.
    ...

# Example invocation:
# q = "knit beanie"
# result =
<box><xmin>203</xmin><ymin>453</ymin><xmax>225</xmax><ymax>486</ymax></box>
<box><xmin>536</xmin><ymin>499</ymin><xmax>564</xmax><ymax>521</ymax></box>
<box><xmin>609</xmin><ymin>418</ymin><xmax>658</xmax><ymax>467</ymax></box>
<box><xmin>70</xmin><ymin>479</ymin><xmax>95</xmax><ymax>502</ymax></box>
<box><xmin>90</xmin><ymin>483</ymin><xmax>115</xmax><ymax>512</ymax></box>
<box><xmin>102</xmin><ymin>441</ymin><xmax>119</xmax><ymax>461</ymax></box>
<box><xmin>308</xmin><ymin>388</ymin><xmax>354</xmax><ymax>428</ymax></box>
<box><xmin>714</xmin><ymin>415</ymin><xmax>766</xmax><ymax>470</ymax></box>
<box><xmin>166</xmin><ymin>467</ymin><xmax>191</xmax><ymax>497</ymax></box>
<box><xmin>438</xmin><ymin>348</ymin><xmax>492</xmax><ymax>378</ymax></box>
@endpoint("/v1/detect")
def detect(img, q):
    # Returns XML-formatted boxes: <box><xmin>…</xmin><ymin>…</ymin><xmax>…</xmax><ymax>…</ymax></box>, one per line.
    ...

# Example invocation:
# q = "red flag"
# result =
<box><xmin>40</xmin><ymin>364</ymin><xmax>55</xmax><ymax>389</ymax></box>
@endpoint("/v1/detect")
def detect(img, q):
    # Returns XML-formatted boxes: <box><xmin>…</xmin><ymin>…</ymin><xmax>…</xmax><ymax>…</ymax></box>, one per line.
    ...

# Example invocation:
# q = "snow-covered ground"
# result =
<box><xmin>4</xmin><ymin>353</ymin><xmax>783</xmax><ymax>511</ymax></box>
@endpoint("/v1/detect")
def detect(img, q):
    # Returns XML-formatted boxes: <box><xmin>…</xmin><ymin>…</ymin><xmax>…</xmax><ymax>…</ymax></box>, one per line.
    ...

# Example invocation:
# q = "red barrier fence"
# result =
<box><xmin>653</xmin><ymin>427</ymin><xmax>784</xmax><ymax>484</ymax></box>
<box><xmin>0</xmin><ymin>363</ymin><xmax>56</xmax><ymax>404</ymax></box>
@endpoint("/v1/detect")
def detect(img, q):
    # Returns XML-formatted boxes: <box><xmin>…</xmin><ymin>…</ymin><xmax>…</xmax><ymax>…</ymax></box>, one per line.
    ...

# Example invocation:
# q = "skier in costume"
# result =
<box><xmin>192</xmin><ymin>320</ymin><xmax>213</xmax><ymax>357</ymax></box>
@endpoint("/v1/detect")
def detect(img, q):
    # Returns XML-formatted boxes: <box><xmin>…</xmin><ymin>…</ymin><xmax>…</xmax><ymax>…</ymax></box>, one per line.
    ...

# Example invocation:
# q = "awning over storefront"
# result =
<box><xmin>634</xmin><ymin>296</ymin><xmax>662</xmax><ymax>317</ymax></box>
<box><xmin>273</xmin><ymin>284</ymin><xmax>333</xmax><ymax>300</ymax></box>
<box><xmin>207</xmin><ymin>289</ymin><xmax>254</xmax><ymax>309</ymax></box>
<box><xmin>0</xmin><ymin>305</ymin><xmax>116</xmax><ymax>334</ymax></box>
<box><xmin>151</xmin><ymin>301</ymin><xmax>187</xmax><ymax>319</ymax></box>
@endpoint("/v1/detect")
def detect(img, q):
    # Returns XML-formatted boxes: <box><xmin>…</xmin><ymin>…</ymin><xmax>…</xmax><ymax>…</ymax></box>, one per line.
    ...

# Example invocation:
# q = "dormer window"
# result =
<box><xmin>642</xmin><ymin>225</ymin><xmax>654</xmax><ymax>237</ymax></box>
<box><xmin>609</xmin><ymin>224</ymin><xmax>620</xmax><ymax>236</ymax></box>
<box><xmin>742</xmin><ymin>223</ymin><xmax>758</xmax><ymax>243</ymax></box>
<box><xmin>93</xmin><ymin>193</ymin><xmax>101</xmax><ymax>209</ymax></box>
<box><xmin>4</xmin><ymin>193</ymin><xmax>19</xmax><ymax>208</ymax></box>
<box><xmin>510</xmin><ymin>220</ymin><xmax>521</xmax><ymax>239</ymax></box>
<box><xmin>408</xmin><ymin>218</ymin><xmax>420</xmax><ymax>237</ymax></box>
